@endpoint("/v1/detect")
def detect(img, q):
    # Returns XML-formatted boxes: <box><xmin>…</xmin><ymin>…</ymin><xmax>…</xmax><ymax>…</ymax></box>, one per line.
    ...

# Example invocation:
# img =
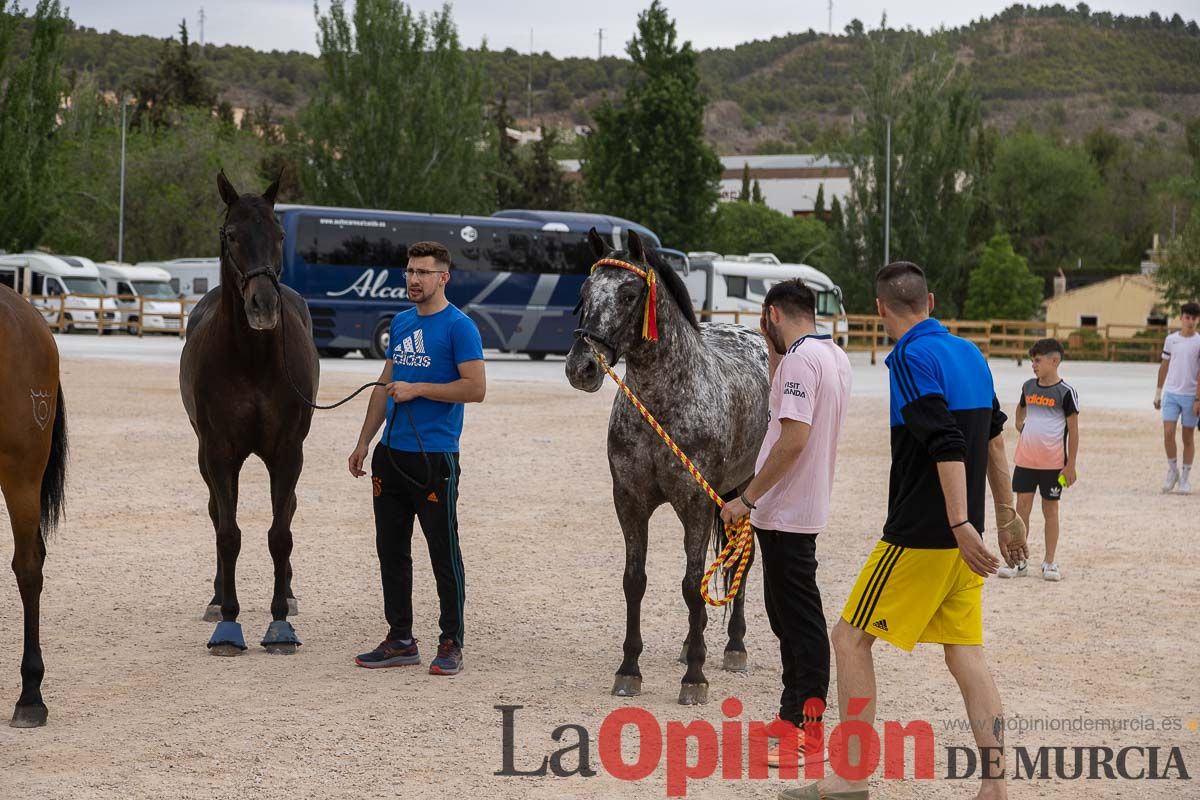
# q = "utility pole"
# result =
<box><xmin>527</xmin><ymin>28</ymin><xmax>533</xmax><ymax>120</ymax></box>
<box><xmin>884</xmin><ymin>116</ymin><xmax>891</xmax><ymax>267</ymax></box>
<box><xmin>597</xmin><ymin>27</ymin><xmax>604</xmax><ymax>59</ymax></box>
<box><xmin>118</xmin><ymin>94</ymin><xmax>128</xmax><ymax>264</ymax></box>
<box><xmin>198</xmin><ymin>6</ymin><xmax>205</xmax><ymax>49</ymax></box>
<box><xmin>828</xmin><ymin>0</ymin><xmax>833</xmax><ymax>36</ymax></box>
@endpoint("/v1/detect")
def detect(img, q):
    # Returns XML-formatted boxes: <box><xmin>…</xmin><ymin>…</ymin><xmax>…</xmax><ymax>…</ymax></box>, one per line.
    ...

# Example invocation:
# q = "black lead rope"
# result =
<box><xmin>220</xmin><ymin>226</ymin><xmax>433</xmax><ymax>490</ymax></box>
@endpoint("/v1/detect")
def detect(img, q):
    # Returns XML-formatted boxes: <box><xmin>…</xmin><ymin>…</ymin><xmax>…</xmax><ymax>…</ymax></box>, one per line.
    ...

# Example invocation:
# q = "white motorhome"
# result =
<box><xmin>0</xmin><ymin>253</ymin><xmax>117</xmax><ymax>332</ymax></box>
<box><xmin>150</xmin><ymin>257</ymin><xmax>220</xmax><ymax>300</ymax></box>
<box><xmin>682</xmin><ymin>252</ymin><xmax>848</xmax><ymax>342</ymax></box>
<box><xmin>97</xmin><ymin>262</ymin><xmax>184</xmax><ymax>334</ymax></box>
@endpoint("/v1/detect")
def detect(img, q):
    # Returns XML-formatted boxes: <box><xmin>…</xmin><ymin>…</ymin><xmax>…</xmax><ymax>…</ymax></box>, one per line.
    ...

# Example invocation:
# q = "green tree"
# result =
<box><xmin>510</xmin><ymin>129</ymin><xmax>576</xmax><ymax>210</ymax></box>
<box><xmin>963</xmin><ymin>233</ymin><xmax>1044</xmax><ymax>320</ymax></box>
<box><xmin>1156</xmin><ymin>215</ymin><xmax>1200</xmax><ymax>313</ymax></box>
<box><xmin>739</xmin><ymin>162</ymin><xmax>750</xmax><ymax>201</ymax></box>
<box><xmin>990</xmin><ymin>131</ymin><xmax>1102</xmax><ymax>268</ymax></box>
<box><xmin>301</xmin><ymin>0</ymin><xmax>493</xmax><ymax>213</ymax></box>
<box><xmin>581</xmin><ymin>1</ymin><xmax>720</xmax><ymax>248</ymax></box>
<box><xmin>131</xmin><ymin>20</ymin><xmax>217</xmax><ymax>130</ymax></box>
<box><xmin>813</xmin><ymin>183</ymin><xmax>826</xmax><ymax>220</ymax></box>
<box><xmin>46</xmin><ymin>104</ymin><xmax>264</xmax><ymax>262</ymax></box>
<box><xmin>700</xmin><ymin>201</ymin><xmax>828</xmax><ymax>265</ymax></box>
<box><xmin>0</xmin><ymin>0</ymin><xmax>68</xmax><ymax>252</ymax></box>
<box><xmin>831</xmin><ymin>26</ymin><xmax>985</xmax><ymax>315</ymax></box>
<box><xmin>751</xmin><ymin>179</ymin><xmax>764</xmax><ymax>204</ymax></box>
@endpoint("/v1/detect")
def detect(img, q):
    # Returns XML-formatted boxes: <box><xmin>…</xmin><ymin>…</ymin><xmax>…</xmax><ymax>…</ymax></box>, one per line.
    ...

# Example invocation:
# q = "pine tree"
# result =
<box><xmin>752</xmin><ymin>179</ymin><xmax>764</xmax><ymax>204</ymax></box>
<box><xmin>740</xmin><ymin>162</ymin><xmax>751</xmax><ymax>202</ymax></box>
<box><xmin>581</xmin><ymin>1</ymin><xmax>721</xmax><ymax>248</ymax></box>
<box><xmin>813</xmin><ymin>183</ymin><xmax>826</xmax><ymax>220</ymax></box>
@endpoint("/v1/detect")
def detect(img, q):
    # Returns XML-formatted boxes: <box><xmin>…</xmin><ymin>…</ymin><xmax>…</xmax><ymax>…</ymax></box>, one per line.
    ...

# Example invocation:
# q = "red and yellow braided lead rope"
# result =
<box><xmin>590</xmin><ymin>350</ymin><xmax>753</xmax><ymax>607</ymax></box>
<box><xmin>586</xmin><ymin>257</ymin><xmax>752</xmax><ymax>605</ymax></box>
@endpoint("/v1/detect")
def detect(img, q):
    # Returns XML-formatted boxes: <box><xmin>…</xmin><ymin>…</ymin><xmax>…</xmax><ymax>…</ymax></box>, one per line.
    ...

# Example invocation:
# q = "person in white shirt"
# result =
<box><xmin>1155</xmin><ymin>302</ymin><xmax>1200</xmax><ymax>493</ymax></box>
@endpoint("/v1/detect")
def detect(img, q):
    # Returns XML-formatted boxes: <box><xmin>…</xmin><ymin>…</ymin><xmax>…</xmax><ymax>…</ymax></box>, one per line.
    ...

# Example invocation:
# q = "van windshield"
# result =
<box><xmin>133</xmin><ymin>281</ymin><xmax>178</xmax><ymax>298</ymax></box>
<box><xmin>62</xmin><ymin>277</ymin><xmax>106</xmax><ymax>295</ymax></box>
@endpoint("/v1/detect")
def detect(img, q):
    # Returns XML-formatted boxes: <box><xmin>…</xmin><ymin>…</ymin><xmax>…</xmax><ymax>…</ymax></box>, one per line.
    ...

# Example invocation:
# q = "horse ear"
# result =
<box><xmin>627</xmin><ymin>230</ymin><xmax>646</xmax><ymax>262</ymax></box>
<box><xmin>217</xmin><ymin>170</ymin><xmax>240</xmax><ymax>207</ymax></box>
<box><xmin>263</xmin><ymin>171</ymin><xmax>282</xmax><ymax>207</ymax></box>
<box><xmin>587</xmin><ymin>227</ymin><xmax>608</xmax><ymax>259</ymax></box>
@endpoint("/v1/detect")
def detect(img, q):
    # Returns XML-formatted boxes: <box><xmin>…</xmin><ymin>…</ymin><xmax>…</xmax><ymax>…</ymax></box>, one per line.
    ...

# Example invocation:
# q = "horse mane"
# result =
<box><xmin>609</xmin><ymin>246</ymin><xmax>699</xmax><ymax>331</ymax></box>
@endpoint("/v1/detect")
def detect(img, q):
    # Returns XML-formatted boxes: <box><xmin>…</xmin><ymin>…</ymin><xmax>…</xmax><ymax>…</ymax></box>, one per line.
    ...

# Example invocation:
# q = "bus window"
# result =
<box><xmin>725</xmin><ymin>275</ymin><xmax>747</xmax><ymax>299</ymax></box>
<box><xmin>297</xmin><ymin>216</ymin><xmax>411</xmax><ymax>267</ymax></box>
<box><xmin>194</xmin><ymin>278</ymin><xmax>209</xmax><ymax>294</ymax></box>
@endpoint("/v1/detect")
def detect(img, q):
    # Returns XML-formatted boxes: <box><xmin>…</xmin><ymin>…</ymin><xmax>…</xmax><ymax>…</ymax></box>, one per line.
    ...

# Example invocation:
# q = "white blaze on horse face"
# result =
<box><xmin>30</xmin><ymin>389</ymin><xmax>51</xmax><ymax>430</ymax></box>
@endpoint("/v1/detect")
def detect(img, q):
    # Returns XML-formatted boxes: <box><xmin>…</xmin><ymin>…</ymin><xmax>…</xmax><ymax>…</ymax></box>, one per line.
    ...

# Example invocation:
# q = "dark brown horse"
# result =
<box><xmin>1</xmin><ymin>285</ymin><xmax>68</xmax><ymax>727</ymax></box>
<box><xmin>179</xmin><ymin>171</ymin><xmax>318</xmax><ymax>655</ymax></box>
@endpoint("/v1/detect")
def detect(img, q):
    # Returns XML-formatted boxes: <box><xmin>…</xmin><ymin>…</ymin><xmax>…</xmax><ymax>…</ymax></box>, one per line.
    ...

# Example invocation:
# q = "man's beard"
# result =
<box><xmin>766</xmin><ymin>319</ymin><xmax>787</xmax><ymax>355</ymax></box>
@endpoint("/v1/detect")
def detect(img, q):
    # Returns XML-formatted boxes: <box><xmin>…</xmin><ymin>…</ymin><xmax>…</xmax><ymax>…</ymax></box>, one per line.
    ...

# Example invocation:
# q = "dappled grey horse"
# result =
<box><xmin>566</xmin><ymin>229</ymin><xmax>769</xmax><ymax>704</ymax></box>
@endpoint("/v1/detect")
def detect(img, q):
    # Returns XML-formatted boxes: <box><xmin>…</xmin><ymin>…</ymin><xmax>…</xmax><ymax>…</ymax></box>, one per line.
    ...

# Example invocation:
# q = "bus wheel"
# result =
<box><xmin>527</xmin><ymin>352</ymin><xmax>547</xmax><ymax>361</ymax></box>
<box><xmin>368</xmin><ymin>319</ymin><xmax>392</xmax><ymax>360</ymax></box>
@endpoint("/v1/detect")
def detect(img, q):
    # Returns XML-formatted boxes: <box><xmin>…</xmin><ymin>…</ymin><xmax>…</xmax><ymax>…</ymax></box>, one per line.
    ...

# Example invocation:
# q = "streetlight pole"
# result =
<box><xmin>118</xmin><ymin>94</ymin><xmax>128</xmax><ymax>263</ymax></box>
<box><xmin>884</xmin><ymin>116</ymin><xmax>891</xmax><ymax>267</ymax></box>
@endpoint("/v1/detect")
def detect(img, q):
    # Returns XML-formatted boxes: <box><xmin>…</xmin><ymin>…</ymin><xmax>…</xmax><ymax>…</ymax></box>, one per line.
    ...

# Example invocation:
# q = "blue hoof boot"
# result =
<box><xmin>207</xmin><ymin>620</ymin><xmax>246</xmax><ymax>656</ymax></box>
<box><xmin>261</xmin><ymin>620</ymin><xmax>301</xmax><ymax>654</ymax></box>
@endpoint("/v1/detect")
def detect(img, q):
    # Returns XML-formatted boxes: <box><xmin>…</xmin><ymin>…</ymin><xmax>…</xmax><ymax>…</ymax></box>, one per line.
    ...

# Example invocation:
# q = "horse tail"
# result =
<box><xmin>39</xmin><ymin>384</ymin><xmax>68</xmax><ymax>541</ymax></box>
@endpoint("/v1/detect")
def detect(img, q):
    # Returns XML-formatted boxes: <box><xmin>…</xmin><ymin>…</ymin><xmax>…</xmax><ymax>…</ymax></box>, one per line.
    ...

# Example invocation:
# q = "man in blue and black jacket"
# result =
<box><xmin>787</xmin><ymin>262</ymin><xmax>1028</xmax><ymax>800</ymax></box>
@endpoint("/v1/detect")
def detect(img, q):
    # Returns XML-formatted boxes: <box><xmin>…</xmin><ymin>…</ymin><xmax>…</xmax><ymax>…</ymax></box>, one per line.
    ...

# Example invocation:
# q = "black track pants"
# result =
<box><xmin>371</xmin><ymin>446</ymin><xmax>465</xmax><ymax>648</ymax></box>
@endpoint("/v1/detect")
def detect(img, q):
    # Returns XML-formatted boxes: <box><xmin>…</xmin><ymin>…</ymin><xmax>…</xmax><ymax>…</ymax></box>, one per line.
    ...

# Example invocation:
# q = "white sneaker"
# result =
<box><xmin>998</xmin><ymin>561</ymin><xmax>1028</xmax><ymax>579</ymax></box>
<box><xmin>1163</xmin><ymin>465</ymin><xmax>1179</xmax><ymax>493</ymax></box>
<box><xmin>1179</xmin><ymin>475</ymin><xmax>1193</xmax><ymax>494</ymax></box>
<box><xmin>1042</xmin><ymin>563</ymin><xmax>1062</xmax><ymax>582</ymax></box>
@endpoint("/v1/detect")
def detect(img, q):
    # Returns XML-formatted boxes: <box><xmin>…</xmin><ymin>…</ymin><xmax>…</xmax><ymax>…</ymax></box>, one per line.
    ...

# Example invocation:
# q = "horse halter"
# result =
<box><xmin>219</xmin><ymin>222</ymin><xmax>281</xmax><ymax>291</ymax></box>
<box><xmin>573</xmin><ymin>257</ymin><xmax>660</xmax><ymax>352</ymax></box>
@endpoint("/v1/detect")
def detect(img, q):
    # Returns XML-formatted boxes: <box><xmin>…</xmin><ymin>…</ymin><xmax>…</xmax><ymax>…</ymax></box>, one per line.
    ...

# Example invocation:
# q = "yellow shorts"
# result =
<box><xmin>841</xmin><ymin>540</ymin><xmax>983</xmax><ymax>652</ymax></box>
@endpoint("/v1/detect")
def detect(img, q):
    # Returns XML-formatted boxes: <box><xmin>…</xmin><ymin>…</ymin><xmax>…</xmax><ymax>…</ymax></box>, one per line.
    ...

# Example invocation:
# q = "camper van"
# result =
<box><xmin>97</xmin><ymin>262</ymin><xmax>184</xmax><ymax>334</ymax></box>
<box><xmin>0</xmin><ymin>253</ymin><xmax>117</xmax><ymax>332</ymax></box>
<box><xmin>150</xmin><ymin>257</ymin><xmax>220</xmax><ymax>300</ymax></box>
<box><xmin>683</xmin><ymin>252</ymin><xmax>847</xmax><ymax>342</ymax></box>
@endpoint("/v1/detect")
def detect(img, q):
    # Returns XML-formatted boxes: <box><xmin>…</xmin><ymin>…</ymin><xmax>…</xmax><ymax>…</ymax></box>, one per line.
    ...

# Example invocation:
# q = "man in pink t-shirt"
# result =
<box><xmin>720</xmin><ymin>279</ymin><xmax>852</xmax><ymax>767</ymax></box>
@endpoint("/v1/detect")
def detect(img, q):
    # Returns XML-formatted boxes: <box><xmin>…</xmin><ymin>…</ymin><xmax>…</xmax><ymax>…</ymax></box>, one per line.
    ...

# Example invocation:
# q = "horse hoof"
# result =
<box><xmin>207</xmin><ymin>620</ymin><xmax>247</xmax><ymax>655</ymax></box>
<box><xmin>722</xmin><ymin>650</ymin><xmax>749</xmax><ymax>673</ymax></box>
<box><xmin>287</xmin><ymin>597</ymin><xmax>299</xmax><ymax>616</ymax></box>
<box><xmin>611</xmin><ymin>674</ymin><xmax>643</xmax><ymax>697</ymax></box>
<box><xmin>10</xmin><ymin>704</ymin><xmax>48</xmax><ymax>728</ymax></box>
<box><xmin>203</xmin><ymin>604</ymin><xmax>221</xmax><ymax>623</ymax></box>
<box><xmin>209</xmin><ymin>644</ymin><xmax>244</xmax><ymax>657</ymax></box>
<box><xmin>678</xmin><ymin>683</ymin><xmax>709</xmax><ymax>705</ymax></box>
<box><xmin>261</xmin><ymin>620</ymin><xmax>301</xmax><ymax>654</ymax></box>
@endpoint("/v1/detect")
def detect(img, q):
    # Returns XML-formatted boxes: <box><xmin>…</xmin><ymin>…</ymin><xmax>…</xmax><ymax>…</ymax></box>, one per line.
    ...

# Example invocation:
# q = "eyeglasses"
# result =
<box><xmin>405</xmin><ymin>268</ymin><xmax>447</xmax><ymax>278</ymax></box>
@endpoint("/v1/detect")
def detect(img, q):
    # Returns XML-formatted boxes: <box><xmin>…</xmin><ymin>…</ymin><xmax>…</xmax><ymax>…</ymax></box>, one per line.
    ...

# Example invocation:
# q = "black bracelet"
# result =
<box><xmin>951</xmin><ymin>520</ymin><xmax>971</xmax><ymax>530</ymax></box>
<box><xmin>740</xmin><ymin>493</ymin><xmax>757</xmax><ymax>510</ymax></box>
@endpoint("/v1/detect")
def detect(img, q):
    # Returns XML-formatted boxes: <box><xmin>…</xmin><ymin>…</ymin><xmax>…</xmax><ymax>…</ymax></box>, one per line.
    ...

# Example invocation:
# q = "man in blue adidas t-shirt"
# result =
<box><xmin>347</xmin><ymin>240</ymin><xmax>485</xmax><ymax>676</ymax></box>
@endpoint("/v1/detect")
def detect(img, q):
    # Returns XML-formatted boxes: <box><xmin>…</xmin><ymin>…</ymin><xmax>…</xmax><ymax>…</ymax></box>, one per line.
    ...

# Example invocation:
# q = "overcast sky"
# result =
<box><xmin>65</xmin><ymin>1</ymin><xmax>1196</xmax><ymax>58</ymax></box>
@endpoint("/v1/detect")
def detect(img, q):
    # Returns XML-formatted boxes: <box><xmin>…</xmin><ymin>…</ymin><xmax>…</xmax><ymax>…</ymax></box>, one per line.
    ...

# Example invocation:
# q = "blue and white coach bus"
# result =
<box><xmin>275</xmin><ymin>205</ymin><xmax>663</xmax><ymax>359</ymax></box>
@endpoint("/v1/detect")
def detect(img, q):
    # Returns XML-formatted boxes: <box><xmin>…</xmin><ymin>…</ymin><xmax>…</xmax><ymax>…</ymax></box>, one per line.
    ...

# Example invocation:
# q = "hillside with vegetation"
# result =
<box><xmin>46</xmin><ymin>4</ymin><xmax>1200</xmax><ymax>153</ymax></box>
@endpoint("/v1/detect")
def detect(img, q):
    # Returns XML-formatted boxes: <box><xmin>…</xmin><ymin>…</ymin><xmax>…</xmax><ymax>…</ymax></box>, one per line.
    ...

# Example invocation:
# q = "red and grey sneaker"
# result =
<box><xmin>429</xmin><ymin>638</ymin><xmax>463</xmax><ymax>675</ymax></box>
<box><xmin>354</xmin><ymin>637</ymin><xmax>420</xmax><ymax>668</ymax></box>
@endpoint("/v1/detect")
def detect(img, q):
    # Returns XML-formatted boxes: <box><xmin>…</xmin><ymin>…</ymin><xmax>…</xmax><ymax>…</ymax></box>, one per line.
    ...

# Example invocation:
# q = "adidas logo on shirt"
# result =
<box><xmin>393</xmin><ymin>328</ymin><xmax>432</xmax><ymax>367</ymax></box>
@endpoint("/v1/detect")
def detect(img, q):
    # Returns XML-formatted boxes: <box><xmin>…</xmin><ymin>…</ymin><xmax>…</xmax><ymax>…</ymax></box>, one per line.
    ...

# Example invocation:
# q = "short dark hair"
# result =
<box><xmin>408</xmin><ymin>240</ymin><xmax>452</xmax><ymax>269</ymax></box>
<box><xmin>1028</xmin><ymin>338</ymin><xmax>1064</xmax><ymax>359</ymax></box>
<box><xmin>763</xmin><ymin>279</ymin><xmax>816</xmax><ymax>321</ymax></box>
<box><xmin>875</xmin><ymin>261</ymin><xmax>928</xmax><ymax>314</ymax></box>
<box><xmin>1182</xmin><ymin>302</ymin><xmax>1200</xmax><ymax>317</ymax></box>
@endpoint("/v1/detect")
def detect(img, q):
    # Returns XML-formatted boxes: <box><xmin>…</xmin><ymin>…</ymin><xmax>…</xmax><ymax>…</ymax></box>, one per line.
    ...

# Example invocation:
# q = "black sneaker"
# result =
<box><xmin>354</xmin><ymin>637</ymin><xmax>420</xmax><ymax>668</ymax></box>
<box><xmin>429</xmin><ymin>638</ymin><xmax>463</xmax><ymax>675</ymax></box>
